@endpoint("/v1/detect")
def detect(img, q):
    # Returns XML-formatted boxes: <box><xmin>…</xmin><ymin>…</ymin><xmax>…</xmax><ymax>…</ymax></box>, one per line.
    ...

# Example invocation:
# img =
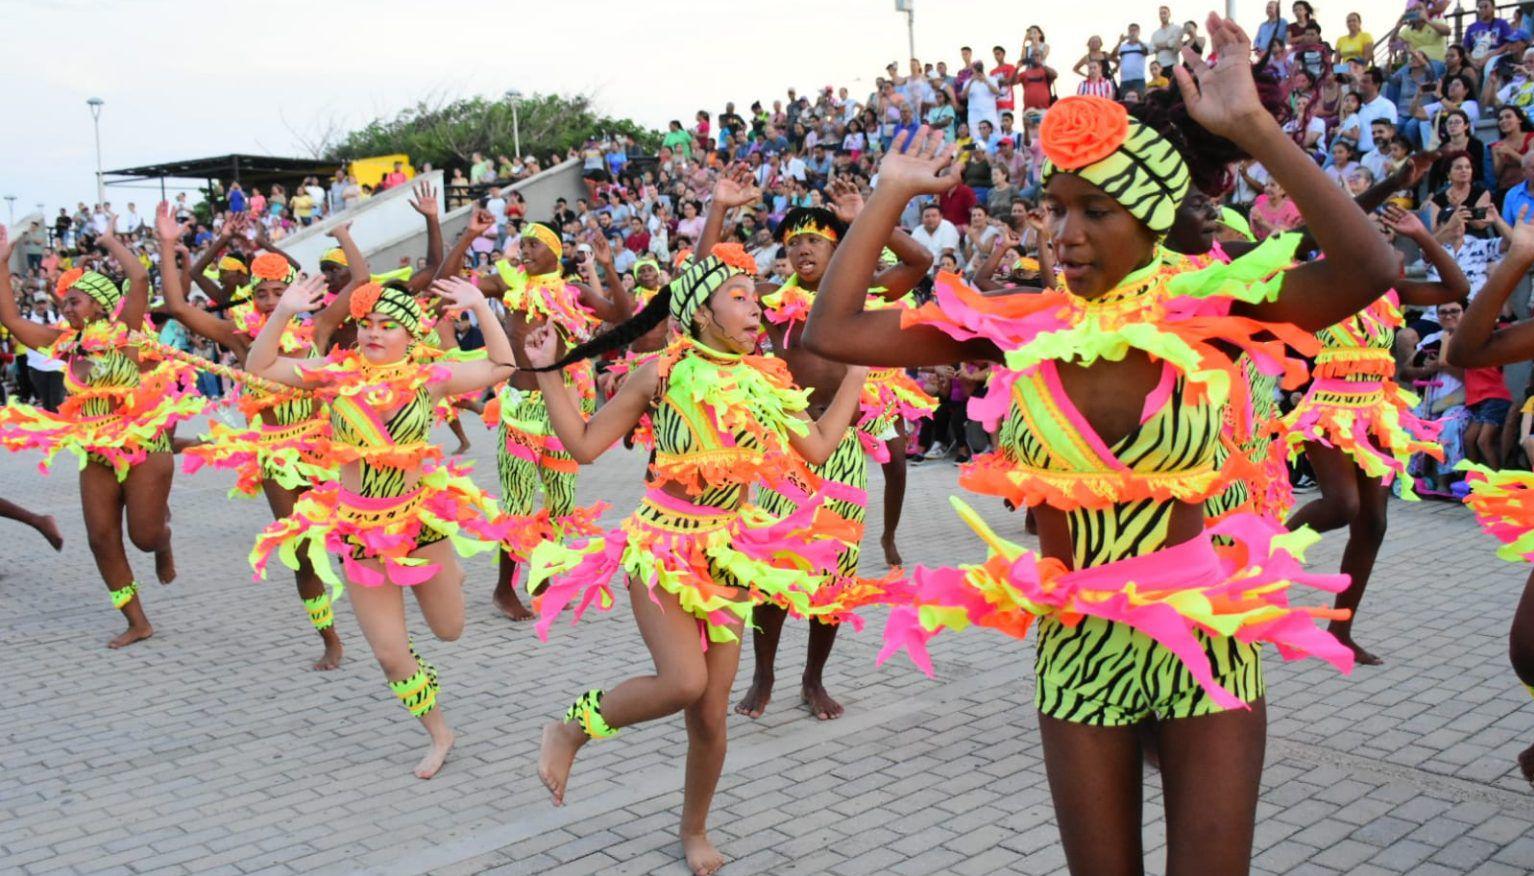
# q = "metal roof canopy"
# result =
<box><xmin>103</xmin><ymin>154</ymin><xmax>341</xmax><ymax>189</ymax></box>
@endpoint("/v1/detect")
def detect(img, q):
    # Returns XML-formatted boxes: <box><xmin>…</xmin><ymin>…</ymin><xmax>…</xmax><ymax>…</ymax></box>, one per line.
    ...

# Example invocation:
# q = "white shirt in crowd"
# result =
<box><xmin>1354</xmin><ymin>95</ymin><xmax>1399</xmax><ymax>153</ymax></box>
<box><xmin>911</xmin><ymin>218</ymin><xmax>962</xmax><ymax>264</ymax></box>
<box><xmin>965</xmin><ymin>73</ymin><xmax>1001</xmax><ymax>135</ymax></box>
<box><xmin>25</xmin><ymin>311</ymin><xmax>64</xmax><ymax>372</ymax></box>
<box><xmin>118</xmin><ymin>209</ymin><xmax>144</xmax><ymax>235</ymax></box>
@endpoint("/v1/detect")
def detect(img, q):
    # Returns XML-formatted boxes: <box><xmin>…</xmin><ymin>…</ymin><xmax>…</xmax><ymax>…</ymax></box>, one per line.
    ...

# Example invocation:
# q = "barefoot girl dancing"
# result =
<box><xmin>522</xmin><ymin>244</ymin><xmax>867</xmax><ymax>876</ymax></box>
<box><xmin>1445</xmin><ymin>209</ymin><xmax>1534</xmax><ymax>785</ymax></box>
<box><xmin>1283</xmin><ymin>204</ymin><xmax>1469</xmax><ymax>666</ymax></box>
<box><xmin>0</xmin><ymin>223</ymin><xmax>198</xmax><ymax>648</ymax></box>
<box><xmin>804</xmin><ymin>18</ymin><xmax>1404</xmax><ymax>872</ymax></box>
<box><xmin>160</xmin><ymin>204</ymin><xmax>350</xmax><ymax>670</ymax></box>
<box><xmin>245</xmin><ymin>275</ymin><xmax>518</xmax><ymax>778</ymax></box>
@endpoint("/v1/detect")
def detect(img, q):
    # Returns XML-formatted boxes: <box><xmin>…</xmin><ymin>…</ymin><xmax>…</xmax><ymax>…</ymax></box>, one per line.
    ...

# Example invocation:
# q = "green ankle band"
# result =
<box><xmin>390</xmin><ymin>669</ymin><xmax>437</xmax><ymax>717</ymax></box>
<box><xmin>565</xmin><ymin>688</ymin><xmax>618</xmax><ymax>739</ymax></box>
<box><xmin>304</xmin><ymin>594</ymin><xmax>334</xmax><ymax>631</ymax></box>
<box><xmin>110</xmin><ymin>581</ymin><xmax>139</xmax><ymax>610</ymax></box>
<box><xmin>409</xmin><ymin>638</ymin><xmax>439</xmax><ymax>690</ymax></box>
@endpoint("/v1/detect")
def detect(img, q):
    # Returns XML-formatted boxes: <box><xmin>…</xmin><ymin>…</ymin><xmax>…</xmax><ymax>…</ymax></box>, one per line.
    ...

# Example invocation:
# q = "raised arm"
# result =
<box><xmin>804</xmin><ymin>127</ymin><xmax>1003</xmax><ymax>367</ymax></box>
<box><xmin>312</xmin><ymin>223</ymin><xmax>369</xmax><ymax>351</ymax></box>
<box><xmin>0</xmin><ymin>228</ymin><xmax>63</xmax><ymax>349</ymax></box>
<box><xmin>574</xmin><ymin>232</ymin><xmax>633</xmax><ymax>323</ymax></box>
<box><xmin>1447</xmin><ymin>210</ymin><xmax>1534</xmax><ymax>367</ymax></box>
<box><xmin>524</xmin><ymin>324</ymin><xmax>656</xmax><ymax>463</ymax></box>
<box><xmin>405</xmin><ymin>181</ymin><xmax>443</xmax><ymax>294</ymax></box>
<box><xmin>253</xmin><ymin>222</ymin><xmax>302</xmax><ymax>274</ymax></box>
<box><xmin>97</xmin><ymin>216</ymin><xmax>150</xmax><ymax>331</ymax></box>
<box><xmin>973</xmin><ymin>224</ymin><xmax>1020</xmax><ymax>292</ymax></box>
<box><xmin>825</xmin><ymin>177</ymin><xmax>933</xmax><ymax>297</ymax></box>
<box><xmin>786</xmin><ymin>365</ymin><xmax>870</xmax><ymax>464</ymax></box>
<box><xmin>425</xmin><ymin>277</ymin><xmax>516</xmax><ymax>396</ymax></box>
<box><xmin>155</xmin><ymin>202</ymin><xmax>242</xmax><ymax>349</ymax></box>
<box><xmin>440</xmin><ymin>206</ymin><xmax>499</xmax><ymax>291</ymax></box>
<box><xmin>1384</xmin><ymin>206</ymin><xmax>1471</xmax><ymax>305</ymax></box>
<box><xmin>247</xmin><ymin>276</ymin><xmax>328</xmax><ymax>387</ymax></box>
<box><xmin>189</xmin><ymin>214</ymin><xmax>244</xmax><ymax>304</ymax></box>
<box><xmin>695</xmin><ymin>163</ymin><xmax>762</xmax><ymax>256</ymax></box>
<box><xmin>1177</xmin><ymin>16</ymin><xmax>1399</xmax><ymax>329</ymax></box>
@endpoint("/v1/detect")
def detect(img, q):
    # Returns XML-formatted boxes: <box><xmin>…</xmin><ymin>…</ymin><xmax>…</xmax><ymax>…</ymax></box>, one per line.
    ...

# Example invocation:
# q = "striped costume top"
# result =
<box><xmin>55</xmin><ymin>323</ymin><xmax>143</xmax><ymax>419</ymax></box>
<box><xmin>1313</xmin><ymin>290</ymin><xmax>1401</xmax><ymax>383</ymax></box>
<box><xmin>232</xmin><ymin>307</ymin><xmax>318</xmax><ymax>427</ymax></box>
<box><xmin>648</xmin><ymin>336</ymin><xmax>812</xmax><ymax>511</ymax></box>
<box><xmin>296</xmin><ymin>352</ymin><xmax>446</xmax><ymax>499</ymax></box>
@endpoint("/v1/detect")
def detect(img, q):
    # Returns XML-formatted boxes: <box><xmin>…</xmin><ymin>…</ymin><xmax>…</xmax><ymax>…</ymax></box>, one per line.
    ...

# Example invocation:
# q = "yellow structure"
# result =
<box><xmin>349</xmin><ymin>154</ymin><xmax>415</xmax><ymax>188</ymax></box>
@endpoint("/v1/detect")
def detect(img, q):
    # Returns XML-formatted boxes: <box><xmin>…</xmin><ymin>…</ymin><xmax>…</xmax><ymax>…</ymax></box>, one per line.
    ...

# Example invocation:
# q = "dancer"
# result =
<box><xmin>804</xmin><ymin>19</ymin><xmax>1402</xmax><ymax>872</ymax></box>
<box><xmin>161</xmin><ymin>203</ymin><xmax>349</xmax><ymax>670</ymax></box>
<box><xmin>524</xmin><ymin>244</ymin><xmax>867</xmax><ymax>876</ymax></box>
<box><xmin>1443</xmin><ymin>209</ymin><xmax>1534</xmax><ymax>783</ymax></box>
<box><xmin>245</xmin><ymin>274</ymin><xmax>519</xmax><ymax>778</ymax></box>
<box><xmin>697</xmin><ymin>172</ymin><xmax>933</xmax><ymax>720</ymax></box>
<box><xmin>442</xmin><ymin>211</ymin><xmax>632</xmax><ymax>621</ymax></box>
<box><xmin>1283</xmin><ymin>203</ymin><xmax>1468</xmax><ymax>666</ymax></box>
<box><xmin>0</xmin><ymin>497</ymin><xmax>63</xmax><ymax>551</ymax></box>
<box><xmin>0</xmin><ymin>223</ymin><xmax>199</xmax><ymax>648</ymax></box>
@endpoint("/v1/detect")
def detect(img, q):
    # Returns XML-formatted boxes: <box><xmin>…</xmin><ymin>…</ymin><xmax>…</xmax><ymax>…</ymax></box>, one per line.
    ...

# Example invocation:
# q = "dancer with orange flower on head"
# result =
<box><xmin>440</xmin><ymin>210</ymin><xmax>632</xmax><ymax>622</ymax></box>
<box><xmin>805</xmin><ymin>16</ymin><xmax>1411</xmax><ymax>871</ymax></box>
<box><xmin>520</xmin><ymin>242</ymin><xmax>868</xmax><ymax>876</ymax></box>
<box><xmin>0</xmin><ymin>218</ymin><xmax>202</xmax><ymax>648</ymax></box>
<box><xmin>243</xmin><ymin>271</ymin><xmax>520</xmax><ymax>779</ymax></box>
<box><xmin>159</xmin><ymin>202</ymin><xmax>352</xmax><ymax>670</ymax></box>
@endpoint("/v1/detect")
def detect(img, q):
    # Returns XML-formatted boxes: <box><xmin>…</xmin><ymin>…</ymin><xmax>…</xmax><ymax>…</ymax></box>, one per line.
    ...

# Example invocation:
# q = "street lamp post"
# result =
<box><xmin>87</xmin><ymin>97</ymin><xmax>105</xmax><ymax>205</ymax></box>
<box><xmin>504</xmin><ymin>89</ymin><xmax>523</xmax><ymax>159</ymax></box>
<box><xmin>4</xmin><ymin>196</ymin><xmax>15</xmax><ymax>225</ymax></box>
<box><xmin>895</xmin><ymin>0</ymin><xmax>915</xmax><ymax>61</ymax></box>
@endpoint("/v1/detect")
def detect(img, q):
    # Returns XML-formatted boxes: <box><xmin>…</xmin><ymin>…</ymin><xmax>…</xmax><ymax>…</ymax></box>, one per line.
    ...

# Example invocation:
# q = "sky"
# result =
<box><xmin>5</xmin><ymin>0</ymin><xmax>1414</xmax><ymax>224</ymax></box>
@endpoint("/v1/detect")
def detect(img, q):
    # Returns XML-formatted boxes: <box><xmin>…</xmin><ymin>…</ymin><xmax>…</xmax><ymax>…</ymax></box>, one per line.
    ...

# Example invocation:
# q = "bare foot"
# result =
<box><xmin>107</xmin><ymin>623</ymin><xmax>153</xmax><ymax>649</ymax></box>
<box><xmin>801</xmin><ymin>681</ymin><xmax>844</xmax><ymax>720</ymax></box>
<box><xmin>493</xmin><ymin>589</ymin><xmax>534</xmax><ymax>622</ymax></box>
<box><xmin>681</xmin><ymin>831</ymin><xmax>726</xmax><ymax>876</ymax></box>
<box><xmin>35</xmin><ymin>515</ymin><xmax>63</xmax><ymax>552</ymax></box>
<box><xmin>451</xmin><ymin>441</ymin><xmax>471</xmax><ymax>456</ymax></box>
<box><xmin>880</xmin><ymin>533</ymin><xmax>902</xmax><ymax>567</ymax></box>
<box><xmin>414</xmin><ymin>727</ymin><xmax>455</xmax><ymax>779</ymax></box>
<box><xmin>538</xmin><ymin>720</ymin><xmax>585</xmax><ymax>806</ymax></box>
<box><xmin>1333</xmin><ymin>634</ymin><xmax>1383</xmax><ymax>666</ymax></box>
<box><xmin>734</xmin><ymin>674</ymin><xmax>773</xmax><ymax>718</ymax></box>
<box><xmin>313</xmin><ymin>634</ymin><xmax>344</xmax><ymax>671</ymax></box>
<box><xmin>1519</xmin><ymin>741</ymin><xmax>1534</xmax><ymax>786</ymax></box>
<box><xmin>155</xmin><ymin>546</ymin><xmax>177</xmax><ymax>585</ymax></box>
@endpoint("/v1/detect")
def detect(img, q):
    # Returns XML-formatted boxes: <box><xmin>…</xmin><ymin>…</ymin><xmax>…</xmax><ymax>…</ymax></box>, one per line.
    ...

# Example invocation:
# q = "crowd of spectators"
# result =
<box><xmin>15</xmin><ymin>1</ymin><xmax>1534</xmax><ymax>480</ymax></box>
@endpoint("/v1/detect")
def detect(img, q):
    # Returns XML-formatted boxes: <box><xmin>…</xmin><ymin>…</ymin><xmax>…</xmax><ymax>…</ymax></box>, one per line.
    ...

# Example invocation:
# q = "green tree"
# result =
<box><xmin>327</xmin><ymin>92</ymin><xmax>661</xmax><ymax>169</ymax></box>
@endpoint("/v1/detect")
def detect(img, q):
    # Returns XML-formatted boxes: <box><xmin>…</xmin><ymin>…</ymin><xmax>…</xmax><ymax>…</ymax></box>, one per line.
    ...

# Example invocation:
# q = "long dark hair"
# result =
<box><xmin>526</xmin><ymin>286</ymin><xmax>673</xmax><ymax>373</ymax></box>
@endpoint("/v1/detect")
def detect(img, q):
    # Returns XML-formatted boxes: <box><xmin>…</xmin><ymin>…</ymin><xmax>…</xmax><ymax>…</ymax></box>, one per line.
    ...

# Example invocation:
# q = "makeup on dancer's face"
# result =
<box><xmin>357</xmin><ymin>313</ymin><xmax>410</xmax><ymax>361</ymax></box>
<box><xmin>253</xmin><ymin>281</ymin><xmax>286</xmax><ymax>314</ymax></box>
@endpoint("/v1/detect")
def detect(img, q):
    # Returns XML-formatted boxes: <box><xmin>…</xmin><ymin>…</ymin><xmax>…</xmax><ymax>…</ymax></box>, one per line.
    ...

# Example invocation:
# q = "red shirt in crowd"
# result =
<box><xmin>1018</xmin><ymin>66</ymin><xmax>1054</xmax><ymax>109</ymax></box>
<box><xmin>991</xmin><ymin>63</ymin><xmax>1017</xmax><ymax>110</ymax></box>
<box><xmin>938</xmin><ymin>184</ymin><xmax>978</xmax><ymax>227</ymax></box>
<box><xmin>624</xmin><ymin>230</ymin><xmax>651</xmax><ymax>253</ymax></box>
<box><xmin>1465</xmin><ymin>365</ymin><xmax>1513</xmax><ymax>405</ymax></box>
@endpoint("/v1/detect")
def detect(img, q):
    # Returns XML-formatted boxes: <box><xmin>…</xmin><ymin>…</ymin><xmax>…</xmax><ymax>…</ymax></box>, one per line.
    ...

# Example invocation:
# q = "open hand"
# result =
<box><xmin>877</xmin><ymin>126</ymin><xmax>961</xmax><ymax>196</ymax></box>
<box><xmin>277</xmin><ymin>275</ymin><xmax>327</xmax><ymax>315</ymax></box>
<box><xmin>1381</xmin><ymin>204</ymin><xmax>1428</xmax><ymax>240</ymax></box>
<box><xmin>712</xmin><ymin>163</ymin><xmax>762</xmax><ymax>209</ymax></box>
<box><xmin>409</xmin><ymin>181</ymin><xmax>439</xmax><ymax>217</ymax></box>
<box><xmin>1173</xmin><ymin>14</ymin><xmax>1266</xmax><ymax>140</ymax></box>
<box><xmin>430</xmin><ymin>276</ymin><xmax>485</xmax><ymax>312</ymax></box>
<box><xmin>827</xmin><ymin>177</ymin><xmax>865</xmax><ymax>223</ymax></box>
<box><xmin>154</xmin><ymin>201</ymin><xmax>187</xmax><ymax>242</ymax></box>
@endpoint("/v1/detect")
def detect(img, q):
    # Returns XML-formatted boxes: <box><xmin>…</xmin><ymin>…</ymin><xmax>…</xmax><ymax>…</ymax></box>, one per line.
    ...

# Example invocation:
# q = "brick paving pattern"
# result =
<box><xmin>2</xmin><ymin>417</ymin><xmax>1532</xmax><ymax>874</ymax></box>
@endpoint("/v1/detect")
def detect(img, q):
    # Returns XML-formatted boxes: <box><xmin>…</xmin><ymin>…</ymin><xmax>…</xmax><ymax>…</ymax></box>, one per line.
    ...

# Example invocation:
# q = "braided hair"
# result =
<box><xmin>524</xmin><ymin>287</ymin><xmax>674</xmax><ymax>373</ymax></box>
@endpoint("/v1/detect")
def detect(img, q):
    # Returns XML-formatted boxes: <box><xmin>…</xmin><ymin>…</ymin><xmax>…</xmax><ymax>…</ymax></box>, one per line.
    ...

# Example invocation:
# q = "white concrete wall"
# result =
<box><xmin>273</xmin><ymin>171</ymin><xmax>446</xmax><ymax>275</ymax></box>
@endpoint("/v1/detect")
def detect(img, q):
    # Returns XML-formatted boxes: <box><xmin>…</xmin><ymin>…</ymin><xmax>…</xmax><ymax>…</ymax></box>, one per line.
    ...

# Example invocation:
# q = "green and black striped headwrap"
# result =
<box><xmin>349</xmin><ymin>281</ymin><xmax>424</xmax><ymax>337</ymax></box>
<box><xmin>55</xmin><ymin>268</ymin><xmax>123</xmax><ymax>313</ymax></box>
<box><xmin>1039</xmin><ymin>96</ymin><xmax>1190</xmax><ymax>235</ymax></box>
<box><xmin>670</xmin><ymin>243</ymin><xmax>758</xmax><ymax>328</ymax></box>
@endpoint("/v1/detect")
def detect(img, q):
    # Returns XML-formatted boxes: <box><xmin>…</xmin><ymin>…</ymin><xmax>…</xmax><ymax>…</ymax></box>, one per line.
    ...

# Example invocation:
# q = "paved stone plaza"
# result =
<box><xmin>2</xmin><ymin>417</ymin><xmax>1533</xmax><ymax>875</ymax></box>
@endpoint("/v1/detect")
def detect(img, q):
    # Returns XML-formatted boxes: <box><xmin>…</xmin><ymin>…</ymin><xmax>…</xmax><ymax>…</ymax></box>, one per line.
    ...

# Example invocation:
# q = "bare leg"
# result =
<box><xmin>880</xmin><ymin>422</ymin><xmax>908</xmax><ymax>567</ymax></box>
<box><xmin>346</xmin><ymin>574</ymin><xmax>455</xmax><ymax>779</ymax></box>
<box><xmin>801</xmin><ymin>619</ymin><xmax>844</xmax><ymax>720</ymax></box>
<box><xmin>408</xmin><ymin>539</ymin><xmax>467</xmax><ymax>643</ymax></box>
<box><xmin>1285</xmin><ymin>442</ymin><xmax>1363</xmax><ymax>534</ymax></box>
<box><xmin>1159</xmin><ymin>700</ymin><xmax>1267</xmax><ymax>876</ymax></box>
<box><xmin>80</xmin><ymin>463</ymin><xmax>152</xmax><ymax>648</ymax></box>
<box><xmin>1038</xmin><ymin>714</ymin><xmax>1145</xmax><ymax>875</ymax></box>
<box><xmin>539</xmin><ymin>582</ymin><xmax>713</xmax><ymax>805</ymax></box>
<box><xmin>1508</xmin><ymin>570</ymin><xmax>1534</xmax><ymax>784</ymax></box>
<box><xmin>680</xmin><ymin>627</ymin><xmax>742</xmax><ymax>876</ymax></box>
<box><xmin>122</xmin><ymin>451</ymin><xmax>176</xmax><ymax>584</ymax></box>
<box><xmin>494</xmin><ymin>550</ymin><xmax>534</xmax><ymax>621</ymax></box>
<box><xmin>262</xmin><ymin>480</ymin><xmax>343</xmax><ymax>670</ymax></box>
<box><xmin>1465</xmin><ymin>422</ymin><xmax>1489</xmax><ymax>468</ymax></box>
<box><xmin>735</xmin><ymin>603</ymin><xmax>786</xmax><ymax>718</ymax></box>
<box><xmin>447</xmin><ymin>418</ymin><xmax>471</xmax><ymax>456</ymax></box>
<box><xmin>1325</xmin><ymin>469</ymin><xmax>1389</xmax><ymax>666</ymax></box>
<box><xmin>0</xmin><ymin>496</ymin><xmax>63</xmax><ymax>550</ymax></box>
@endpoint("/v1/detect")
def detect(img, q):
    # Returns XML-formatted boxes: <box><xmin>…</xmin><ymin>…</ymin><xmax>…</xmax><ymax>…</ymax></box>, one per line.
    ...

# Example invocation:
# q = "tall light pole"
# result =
<box><xmin>87</xmin><ymin>97</ymin><xmax>105</xmax><ymax>205</ymax></box>
<box><xmin>4</xmin><ymin>196</ymin><xmax>15</xmax><ymax>225</ymax></box>
<box><xmin>895</xmin><ymin>0</ymin><xmax>915</xmax><ymax>62</ymax></box>
<box><xmin>504</xmin><ymin>89</ymin><xmax>523</xmax><ymax>159</ymax></box>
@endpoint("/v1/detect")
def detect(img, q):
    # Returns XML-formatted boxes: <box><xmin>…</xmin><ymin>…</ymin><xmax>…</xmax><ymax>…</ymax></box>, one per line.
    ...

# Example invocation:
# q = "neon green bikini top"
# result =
<box><xmin>297</xmin><ymin>352</ymin><xmax>443</xmax><ymax>498</ymax></box>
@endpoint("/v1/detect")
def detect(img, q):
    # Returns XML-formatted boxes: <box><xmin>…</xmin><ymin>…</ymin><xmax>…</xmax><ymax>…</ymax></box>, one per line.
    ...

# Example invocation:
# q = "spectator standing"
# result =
<box><xmin>1151</xmin><ymin>6</ymin><xmax>1182</xmax><ymax>69</ymax></box>
<box><xmin>1292</xmin><ymin>23</ymin><xmax>1332</xmax><ymax>79</ymax></box>
<box><xmin>1077</xmin><ymin>60</ymin><xmax>1115</xmax><ymax>97</ymax></box>
<box><xmin>1017</xmin><ymin>57</ymin><xmax>1057</xmax><ymax>109</ymax></box>
<box><xmin>25</xmin><ymin>299</ymin><xmax>64</xmax><ymax>412</ymax></box>
<box><xmin>118</xmin><ymin>203</ymin><xmax>144</xmax><ymax>237</ymax></box>
<box><xmin>990</xmin><ymin>46</ymin><xmax>1018</xmax><ymax>114</ymax></box>
<box><xmin>662</xmin><ymin>121</ymin><xmax>692</xmax><ymax>158</ymax></box>
<box><xmin>962</xmin><ymin>61</ymin><xmax>1001</xmax><ymax>133</ymax></box>
<box><xmin>1288</xmin><ymin>1</ymin><xmax>1319</xmax><ymax>43</ymax></box>
<box><xmin>226</xmin><ymin>183</ymin><xmax>246</xmax><ymax>214</ymax></box>
<box><xmin>304</xmin><ymin>177</ymin><xmax>326</xmax><ymax>218</ymax></box>
<box><xmin>1115</xmin><ymin>25</ymin><xmax>1150</xmax><ymax>97</ymax></box>
<box><xmin>469</xmin><ymin>152</ymin><xmax>493</xmax><ymax>184</ymax></box>
<box><xmin>1255</xmin><ymin>1</ymin><xmax>1289</xmax><ymax>54</ymax></box>
<box><xmin>1399</xmin><ymin>7</ymin><xmax>1450</xmax><ymax>69</ymax></box>
<box><xmin>1334</xmin><ymin>12</ymin><xmax>1375</xmax><ymax>64</ymax></box>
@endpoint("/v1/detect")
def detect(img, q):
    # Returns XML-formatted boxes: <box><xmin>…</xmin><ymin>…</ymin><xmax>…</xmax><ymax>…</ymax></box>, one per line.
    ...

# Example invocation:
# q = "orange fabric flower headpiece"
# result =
<box><xmin>1039</xmin><ymin>96</ymin><xmax>1190</xmax><ymax>234</ymax></box>
<box><xmin>349</xmin><ymin>281</ymin><xmax>424</xmax><ymax>336</ymax></box>
<box><xmin>250</xmin><ymin>252</ymin><xmax>297</xmax><ymax>285</ymax></box>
